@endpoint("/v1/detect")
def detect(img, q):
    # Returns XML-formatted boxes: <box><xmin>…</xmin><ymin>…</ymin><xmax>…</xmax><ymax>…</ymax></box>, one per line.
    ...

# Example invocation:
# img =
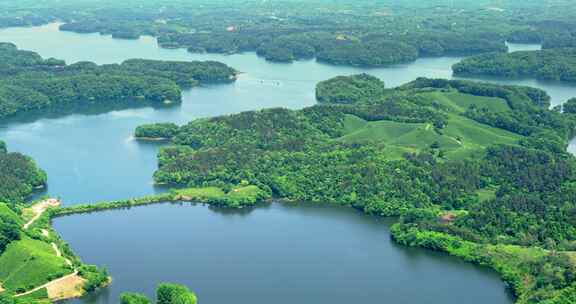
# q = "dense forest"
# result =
<box><xmin>135</xmin><ymin>123</ymin><xmax>180</xmax><ymax>139</ymax></box>
<box><xmin>3</xmin><ymin>0</ymin><xmax>576</xmax><ymax>66</ymax></box>
<box><xmin>453</xmin><ymin>48</ymin><xmax>576</xmax><ymax>82</ymax></box>
<box><xmin>137</xmin><ymin>75</ymin><xmax>576</xmax><ymax>303</ymax></box>
<box><xmin>0</xmin><ymin>203</ymin><xmax>21</xmax><ymax>256</ymax></box>
<box><xmin>0</xmin><ymin>43</ymin><xmax>236</xmax><ymax>119</ymax></box>
<box><xmin>0</xmin><ymin>143</ymin><xmax>46</xmax><ymax>208</ymax></box>
<box><xmin>316</xmin><ymin>74</ymin><xmax>387</xmax><ymax>104</ymax></box>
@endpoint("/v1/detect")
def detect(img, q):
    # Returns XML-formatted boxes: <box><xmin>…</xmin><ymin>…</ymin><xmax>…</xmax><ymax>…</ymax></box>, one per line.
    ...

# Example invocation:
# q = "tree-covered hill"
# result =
<box><xmin>316</xmin><ymin>74</ymin><xmax>386</xmax><ymax>104</ymax></box>
<box><xmin>0</xmin><ymin>43</ymin><xmax>237</xmax><ymax>119</ymax></box>
<box><xmin>0</xmin><ymin>143</ymin><xmax>46</xmax><ymax>207</ymax></box>
<box><xmin>452</xmin><ymin>48</ymin><xmax>576</xmax><ymax>82</ymax></box>
<box><xmin>136</xmin><ymin>75</ymin><xmax>576</xmax><ymax>303</ymax></box>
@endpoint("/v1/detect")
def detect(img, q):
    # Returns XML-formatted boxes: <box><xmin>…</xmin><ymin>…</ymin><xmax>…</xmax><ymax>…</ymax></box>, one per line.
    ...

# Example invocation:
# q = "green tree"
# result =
<box><xmin>157</xmin><ymin>283</ymin><xmax>197</xmax><ymax>304</ymax></box>
<box><xmin>563</xmin><ymin>98</ymin><xmax>576</xmax><ymax>114</ymax></box>
<box><xmin>120</xmin><ymin>293</ymin><xmax>151</xmax><ymax>304</ymax></box>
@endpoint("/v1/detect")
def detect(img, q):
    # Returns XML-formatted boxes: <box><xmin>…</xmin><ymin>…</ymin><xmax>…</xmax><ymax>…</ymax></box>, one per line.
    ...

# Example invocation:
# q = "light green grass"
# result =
<box><xmin>175</xmin><ymin>186</ymin><xmax>263</xmax><ymax>201</ymax></box>
<box><xmin>175</xmin><ymin>187</ymin><xmax>225</xmax><ymax>199</ymax></box>
<box><xmin>175</xmin><ymin>185</ymin><xmax>269</xmax><ymax>207</ymax></box>
<box><xmin>227</xmin><ymin>185</ymin><xmax>264</xmax><ymax>200</ymax></box>
<box><xmin>339</xmin><ymin>116</ymin><xmax>429</xmax><ymax>144</ymax></box>
<box><xmin>441</xmin><ymin>113</ymin><xmax>521</xmax><ymax>159</ymax></box>
<box><xmin>476</xmin><ymin>187</ymin><xmax>497</xmax><ymax>202</ymax></box>
<box><xmin>17</xmin><ymin>287</ymin><xmax>49</xmax><ymax>302</ymax></box>
<box><xmin>342</xmin><ymin>114</ymin><xmax>368</xmax><ymax>134</ymax></box>
<box><xmin>421</xmin><ymin>91</ymin><xmax>510</xmax><ymax>113</ymax></box>
<box><xmin>338</xmin><ymin>113</ymin><xmax>521</xmax><ymax>160</ymax></box>
<box><xmin>0</xmin><ymin>237</ymin><xmax>71</xmax><ymax>292</ymax></box>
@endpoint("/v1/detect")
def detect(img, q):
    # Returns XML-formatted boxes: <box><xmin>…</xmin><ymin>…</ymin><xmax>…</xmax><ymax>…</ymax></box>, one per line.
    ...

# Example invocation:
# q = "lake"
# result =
<box><xmin>54</xmin><ymin>202</ymin><xmax>513</xmax><ymax>304</ymax></box>
<box><xmin>0</xmin><ymin>23</ymin><xmax>573</xmax><ymax>304</ymax></box>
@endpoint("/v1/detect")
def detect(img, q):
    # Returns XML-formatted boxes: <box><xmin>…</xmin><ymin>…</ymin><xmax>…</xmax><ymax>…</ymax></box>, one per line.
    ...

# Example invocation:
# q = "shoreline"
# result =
<box><xmin>133</xmin><ymin>136</ymin><xmax>171</xmax><ymax>141</ymax></box>
<box><xmin>44</xmin><ymin>190</ymin><xmax>576</xmax><ymax>304</ymax></box>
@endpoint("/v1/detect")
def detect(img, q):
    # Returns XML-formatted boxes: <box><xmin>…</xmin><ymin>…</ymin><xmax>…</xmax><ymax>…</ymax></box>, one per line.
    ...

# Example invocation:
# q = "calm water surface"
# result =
<box><xmin>0</xmin><ymin>23</ymin><xmax>573</xmax><ymax>304</ymax></box>
<box><xmin>54</xmin><ymin>202</ymin><xmax>513</xmax><ymax>304</ymax></box>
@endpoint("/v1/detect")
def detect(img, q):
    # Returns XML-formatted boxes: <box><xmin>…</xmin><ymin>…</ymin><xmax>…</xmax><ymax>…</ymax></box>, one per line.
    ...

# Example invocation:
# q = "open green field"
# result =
<box><xmin>226</xmin><ymin>185</ymin><xmax>265</xmax><ymax>201</ymax></box>
<box><xmin>338</xmin><ymin>112</ymin><xmax>521</xmax><ymax>159</ymax></box>
<box><xmin>176</xmin><ymin>185</ymin><xmax>264</xmax><ymax>201</ymax></box>
<box><xmin>476</xmin><ymin>187</ymin><xmax>497</xmax><ymax>202</ymax></box>
<box><xmin>17</xmin><ymin>287</ymin><xmax>49</xmax><ymax>302</ymax></box>
<box><xmin>0</xmin><ymin>237</ymin><xmax>71</xmax><ymax>292</ymax></box>
<box><xmin>175</xmin><ymin>185</ymin><xmax>269</xmax><ymax>207</ymax></box>
<box><xmin>175</xmin><ymin>187</ymin><xmax>226</xmax><ymax>200</ymax></box>
<box><xmin>419</xmin><ymin>91</ymin><xmax>510</xmax><ymax>113</ymax></box>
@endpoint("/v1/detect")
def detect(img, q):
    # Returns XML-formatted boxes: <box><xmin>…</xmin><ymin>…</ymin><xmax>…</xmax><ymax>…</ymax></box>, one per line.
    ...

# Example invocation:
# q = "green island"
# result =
<box><xmin>0</xmin><ymin>43</ymin><xmax>237</xmax><ymax>120</ymax></box>
<box><xmin>453</xmin><ymin>48</ymin><xmax>576</xmax><ymax>82</ymax></box>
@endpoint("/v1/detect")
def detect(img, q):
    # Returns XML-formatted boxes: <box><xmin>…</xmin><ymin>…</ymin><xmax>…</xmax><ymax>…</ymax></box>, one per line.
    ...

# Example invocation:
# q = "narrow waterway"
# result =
<box><xmin>0</xmin><ymin>23</ymin><xmax>573</xmax><ymax>304</ymax></box>
<box><xmin>1</xmin><ymin>24</ymin><xmax>574</xmax><ymax>203</ymax></box>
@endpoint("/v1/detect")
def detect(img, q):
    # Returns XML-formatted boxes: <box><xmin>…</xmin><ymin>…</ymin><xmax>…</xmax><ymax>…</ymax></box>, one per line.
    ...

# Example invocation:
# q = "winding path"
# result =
<box><xmin>23</xmin><ymin>199</ymin><xmax>60</xmax><ymax>230</ymax></box>
<box><xmin>15</xmin><ymin>271</ymin><xmax>80</xmax><ymax>298</ymax></box>
<box><xmin>12</xmin><ymin>199</ymin><xmax>80</xmax><ymax>299</ymax></box>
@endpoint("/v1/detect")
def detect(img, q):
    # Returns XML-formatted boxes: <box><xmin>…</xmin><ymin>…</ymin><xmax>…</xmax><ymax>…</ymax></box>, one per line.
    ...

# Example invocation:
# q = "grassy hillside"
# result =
<box><xmin>338</xmin><ymin>110</ymin><xmax>521</xmax><ymax>160</ymax></box>
<box><xmin>17</xmin><ymin>288</ymin><xmax>49</xmax><ymax>303</ymax></box>
<box><xmin>419</xmin><ymin>91</ymin><xmax>510</xmax><ymax>113</ymax></box>
<box><xmin>0</xmin><ymin>236</ymin><xmax>71</xmax><ymax>293</ymax></box>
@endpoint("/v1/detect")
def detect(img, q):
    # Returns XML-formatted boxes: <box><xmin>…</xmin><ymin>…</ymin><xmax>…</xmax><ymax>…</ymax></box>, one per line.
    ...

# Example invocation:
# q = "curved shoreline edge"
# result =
<box><xmin>34</xmin><ymin>189</ymin><xmax>560</xmax><ymax>304</ymax></box>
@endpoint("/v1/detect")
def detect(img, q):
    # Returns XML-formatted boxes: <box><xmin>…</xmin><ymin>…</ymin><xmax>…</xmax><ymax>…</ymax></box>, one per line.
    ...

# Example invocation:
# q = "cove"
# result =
<box><xmin>0</xmin><ymin>23</ymin><xmax>574</xmax><ymax>304</ymax></box>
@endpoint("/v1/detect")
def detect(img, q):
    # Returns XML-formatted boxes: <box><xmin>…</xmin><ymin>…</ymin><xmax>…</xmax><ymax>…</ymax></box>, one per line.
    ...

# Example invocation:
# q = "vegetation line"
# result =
<box><xmin>23</xmin><ymin>199</ymin><xmax>60</xmax><ymax>230</ymax></box>
<box><xmin>14</xmin><ymin>271</ymin><xmax>78</xmax><ymax>298</ymax></box>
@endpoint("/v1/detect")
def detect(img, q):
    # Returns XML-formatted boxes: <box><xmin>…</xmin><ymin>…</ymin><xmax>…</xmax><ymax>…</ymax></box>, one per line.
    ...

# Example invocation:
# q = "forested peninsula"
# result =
<box><xmin>135</xmin><ymin>75</ymin><xmax>576</xmax><ymax>304</ymax></box>
<box><xmin>453</xmin><ymin>48</ymin><xmax>576</xmax><ymax>82</ymax></box>
<box><xmin>0</xmin><ymin>142</ymin><xmax>46</xmax><ymax>207</ymax></box>
<box><xmin>0</xmin><ymin>43</ymin><xmax>236</xmax><ymax>119</ymax></box>
<box><xmin>0</xmin><ymin>142</ymin><xmax>108</xmax><ymax>304</ymax></box>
